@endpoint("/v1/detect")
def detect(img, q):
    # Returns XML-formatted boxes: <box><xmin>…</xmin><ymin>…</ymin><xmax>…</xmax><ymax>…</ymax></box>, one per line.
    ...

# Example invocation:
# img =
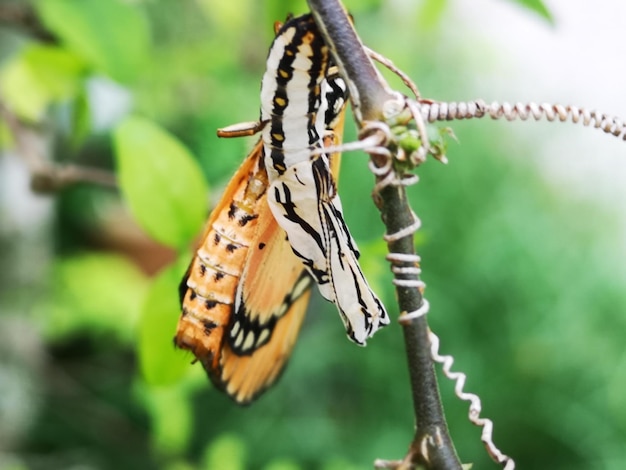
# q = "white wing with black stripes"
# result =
<box><xmin>268</xmin><ymin>154</ymin><xmax>389</xmax><ymax>344</ymax></box>
<box><xmin>260</xmin><ymin>14</ymin><xmax>389</xmax><ymax>344</ymax></box>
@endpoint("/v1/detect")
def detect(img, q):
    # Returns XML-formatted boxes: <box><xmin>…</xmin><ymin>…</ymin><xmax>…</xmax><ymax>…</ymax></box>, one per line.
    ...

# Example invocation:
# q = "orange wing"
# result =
<box><xmin>175</xmin><ymin>101</ymin><xmax>346</xmax><ymax>406</ymax></box>
<box><xmin>175</xmin><ymin>139</ymin><xmax>312</xmax><ymax>404</ymax></box>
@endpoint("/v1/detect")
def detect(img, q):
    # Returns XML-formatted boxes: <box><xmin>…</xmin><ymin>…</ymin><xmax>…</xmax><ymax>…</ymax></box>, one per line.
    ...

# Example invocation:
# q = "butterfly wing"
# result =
<box><xmin>267</xmin><ymin>153</ymin><xmax>389</xmax><ymax>345</ymax></box>
<box><xmin>175</xmin><ymin>139</ymin><xmax>311</xmax><ymax>404</ymax></box>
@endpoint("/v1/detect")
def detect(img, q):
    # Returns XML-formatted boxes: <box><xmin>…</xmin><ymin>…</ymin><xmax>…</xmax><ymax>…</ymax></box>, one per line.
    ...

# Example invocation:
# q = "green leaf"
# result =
<box><xmin>70</xmin><ymin>86</ymin><xmax>92</xmax><ymax>149</ymax></box>
<box><xmin>36</xmin><ymin>0</ymin><xmax>150</xmax><ymax>83</ymax></box>
<box><xmin>42</xmin><ymin>254</ymin><xmax>148</xmax><ymax>343</ymax></box>
<box><xmin>263</xmin><ymin>459</ymin><xmax>301</xmax><ymax>470</ymax></box>
<box><xmin>0</xmin><ymin>53</ymin><xmax>50</xmax><ymax>121</ymax></box>
<box><xmin>113</xmin><ymin>116</ymin><xmax>208</xmax><ymax>249</ymax></box>
<box><xmin>417</xmin><ymin>0</ymin><xmax>449</xmax><ymax>29</ymax></box>
<box><xmin>357</xmin><ymin>238</ymin><xmax>392</xmax><ymax>301</ymax></box>
<box><xmin>137</xmin><ymin>259</ymin><xmax>192</xmax><ymax>385</ymax></box>
<box><xmin>507</xmin><ymin>0</ymin><xmax>554</xmax><ymax>23</ymax></box>
<box><xmin>135</xmin><ymin>382</ymin><xmax>192</xmax><ymax>456</ymax></box>
<box><xmin>343</xmin><ymin>0</ymin><xmax>382</xmax><ymax>12</ymax></box>
<box><xmin>203</xmin><ymin>434</ymin><xmax>247</xmax><ymax>470</ymax></box>
<box><xmin>23</xmin><ymin>45</ymin><xmax>86</xmax><ymax>98</ymax></box>
<box><xmin>0</xmin><ymin>45</ymin><xmax>86</xmax><ymax>121</ymax></box>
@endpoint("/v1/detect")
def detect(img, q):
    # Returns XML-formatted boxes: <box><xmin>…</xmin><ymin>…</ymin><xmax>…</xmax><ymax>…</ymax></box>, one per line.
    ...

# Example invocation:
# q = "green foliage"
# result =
<box><xmin>69</xmin><ymin>85</ymin><xmax>91</xmax><ymax>149</ymax></box>
<box><xmin>42</xmin><ymin>253</ymin><xmax>148</xmax><ymax>343</ymax></box>
<box><xmin>202</xmin><ymin>434</ymin><xmax>247</xmax><ymax>470</ymax></box>
<box><xmin>137</xmin><ymin>258</ymin><xmax>192</xmax><ymax>386</ymax></box>
<box><xmin>136</xmin><ymin>382</ymin><xmax>194</xmax><ymax>456</ymax></box>
<box><xmin>417</xmin><ymin>0</ymin><xmax>450</xmax><ymax>30</ymax></box>
<box><xmin>508</xmin><ymin>0</ymin><xmax>554</xmax><ymax>23</ymax></box>
<box><xmin>36</xmin><ymin>0</ymin><xmax>151</xmax><ymax>83</ymax></box>
<box><xmin>262</xmin><ymin>458</ymin><xmax>301</xmax><ymax>470</ymax></box>
<box><xmin>113</xmin><ymin>116</ymin><xmax>209</xmax><ymax>249</ymax></box>
<box><xmin>0</xmin><ymin>44</ymin><xmax>85</xmax><ymax>120</ymax></box>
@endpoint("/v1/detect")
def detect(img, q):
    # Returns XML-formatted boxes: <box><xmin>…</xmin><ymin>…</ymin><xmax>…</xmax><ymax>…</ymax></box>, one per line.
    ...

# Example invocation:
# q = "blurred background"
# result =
<box><xmin>1</xmin><ymin>0</ymin><xmax>625</xmax><ymax>469</ymax></box>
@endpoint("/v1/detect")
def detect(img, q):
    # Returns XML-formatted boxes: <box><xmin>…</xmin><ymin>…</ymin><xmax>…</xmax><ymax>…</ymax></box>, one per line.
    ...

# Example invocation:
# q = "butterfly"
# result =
<box><xmin>175</xmin><ymin>14</ymin><xmax>388</xmax><ymax>404</ymax></box>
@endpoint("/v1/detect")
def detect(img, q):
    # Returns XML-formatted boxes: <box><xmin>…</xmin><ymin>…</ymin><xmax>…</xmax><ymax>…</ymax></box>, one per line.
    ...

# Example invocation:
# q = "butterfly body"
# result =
<box><xmin>260</xmin><ymin>15</ymin><xmax>389</xmax><ymax>345</ymax></box>
<box><xmin>176</xmin><ymin>139</ymin><xmax>313</xmax><ymax>403</ymax></box>
<box><xmin>175</xmin><ymin>13</ymin><xmax>387</xmax><ymax>404</ymax></box>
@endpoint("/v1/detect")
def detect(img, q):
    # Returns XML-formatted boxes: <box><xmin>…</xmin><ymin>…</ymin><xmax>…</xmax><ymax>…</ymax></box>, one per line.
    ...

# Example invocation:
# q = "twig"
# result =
<box><xmin>0</xmin><ymin>101</ymin><xmax>117</xmax><ymax>192</ymax></box>
<box><xmin>0</xmin><ymin>3</ymin><xmax>56</xmax><ymax>42</ymax></box>
<box><xmin>307</xmin><ymin>1</ymin><xmax>462</xmax><ymax>468</ymax></box>
<box><xmin>308</xmin><ymin>0</ymin><xmax>395</xmax><ymax>123</ymax></box>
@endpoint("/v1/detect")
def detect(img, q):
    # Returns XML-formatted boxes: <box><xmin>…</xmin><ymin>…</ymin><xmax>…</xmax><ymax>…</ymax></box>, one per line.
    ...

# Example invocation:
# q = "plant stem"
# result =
<box><xmin>307</xmin><ymin>1</ymin><xmax>462</xmax><ymax>468</ymax></box>
<box><xmin>0</xmin><ymin>101</ymin><xmax>117</xmax><ymax>192</ymax></box>
<box><xmin>308</xmin><ymin>0</ymin><xmax>394</xmax><ymax>123</ymax></box>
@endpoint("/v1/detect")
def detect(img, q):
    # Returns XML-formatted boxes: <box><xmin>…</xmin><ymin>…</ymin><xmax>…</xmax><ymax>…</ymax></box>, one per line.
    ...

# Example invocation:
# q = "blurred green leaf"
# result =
<box><xmin>321</xmin><ymin>458</ymin><xmax>362</xmax><ymax>470</ymax></box>
<box><xmin>417</xmin><ymin>0</ymin><xmax>449</xmax><ymax>29</ymax></box>
<box><xmin>113</xmin><ymin>116</ymin><xmax>208</xmax><ymax>249</ymax></box>
<box><xmin>358</xmin><ymin>238</ymin><xmax>393</xmax><ymax>305</ymax></box>
<box><xmin>43</xmin><ymin>254</ymin><xmax>148</xmax><ymax>342</ymax></box>
<box><xmin>136</xmin><ymin>383</ymin><xmax>193</xmax><ymax>456</ymax></box>
<box><xmin>343</xmin><ymin>0</ymin><xmax>383</xmax><ymax>11</ymax></box>
<box><xmin>203</xmin><ymin>434</ymin><xmax>247</xmax><ymax>470</ymax></box>
<box><xmin>507</xmin><ymin>0</ymin><xmax>553</xmax><ymax>23</ymax></box>
<box><xmin>23</xmin><ymin>45</ymin><xmax>86</xmax><ymax>97</ymax></box>
<box><xmin>164</xmin><ymin>461</ymin><xmax>196</xmax><ymax>470</ymax></box>
<box><xmin>0</xmin><ymin>55</ymin><xmax>49</xmax><ymax>121</ymax></box>
<box><xmin>263</xmin><ymin>458</ymin><xmax>301</xmax><ymax>470</ymax></box>
<box><xmin>0</xmin><ymin>44</ymin><xmax>85</xmax><ymax>121</ymax></box>
<box><xmin>36</xmin><ymin>0</ymin><xmax>150</xmax><ymax>83</ymax></box>
<box><xmin>69</xmin><ymin>86</ymin><xmax>92</xmax><ymax>149</ymax></box>
<box><xmin>196</xmin><ymin>0</ymin><xmax>252</xmax><ymax>30</ymax></box>
<box><xmin>137</xmin><ymin>258</ymin><xmax>191</xmax><ymax>385</ymax></box>
<box><xmin>264</xmin><ymin>0</ymin><xmax>308</xmax><ymax>23</ymax></box>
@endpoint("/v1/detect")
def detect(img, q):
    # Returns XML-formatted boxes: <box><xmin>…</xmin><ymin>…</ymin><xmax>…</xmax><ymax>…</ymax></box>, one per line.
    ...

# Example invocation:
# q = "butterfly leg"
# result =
<box><xmin>217</xmin><ymin>120</ymin><xmax>268</xmax><ymax>138</ymax></box>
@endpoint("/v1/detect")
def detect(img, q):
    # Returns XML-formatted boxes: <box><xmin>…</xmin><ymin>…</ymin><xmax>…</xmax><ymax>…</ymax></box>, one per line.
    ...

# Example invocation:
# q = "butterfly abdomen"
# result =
<box><xmin>261</xmin><ymin>15</ymin><xmax>330</xmax><ymax>174</ymax></box>
<box><xmin>176</xmin><ymin>148</ymin><xmax>268</xmax><ymax>370</ymax></box>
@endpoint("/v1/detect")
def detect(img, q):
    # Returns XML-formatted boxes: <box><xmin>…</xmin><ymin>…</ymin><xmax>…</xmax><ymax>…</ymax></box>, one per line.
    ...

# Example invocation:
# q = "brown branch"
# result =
<box><xmin>0</xmin><ymin>3</ymin><xmax>56</xmax><ymax>42</ymax></box>
<box><xmin>0</xmin><ymin>101</ymin><xmax>117</xmax><ymax>192</ymax></box>
<box><xmin>307</xmin><ymin>1</ymin><xmax>463</xmax><ymax>468</ymax></box>
<box><xmin>308</xmin><ymin>0</ymin><xmax>395</xmax><ymax>123</ymax></box>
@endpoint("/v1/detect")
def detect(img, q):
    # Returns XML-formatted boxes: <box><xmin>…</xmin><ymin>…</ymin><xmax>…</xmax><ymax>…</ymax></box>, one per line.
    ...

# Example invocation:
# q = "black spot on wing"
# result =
<box><xmin>202</xmin><ymin>319</ymin><xmax>217</xmax><ymax>335</ymax></box>
<box><xmin>178</xmin><ymin>266</ymin><xmax>191</xmax><ymax>305</ymax></box>
<box><xmin>239</xmin><ymin>213</ymin><xmax>258</xmax><ymax>226</ymax></box>
<box><xmin>228</xmin><ymin>202</ymin><xmax>237</xmax><ymax>220</ymax></box>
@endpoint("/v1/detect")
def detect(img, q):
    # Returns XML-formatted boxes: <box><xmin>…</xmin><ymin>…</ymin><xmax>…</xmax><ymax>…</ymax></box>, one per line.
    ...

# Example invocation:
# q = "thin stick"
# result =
<box><xmin>0</xmin><ymin>102</ymin><xmax>117</xmax><ymax>192</ymax></box>
<box><xmin>307</xmin><ymin>1</ymin><xmax>463</xmax><ymax>468</ymax></box>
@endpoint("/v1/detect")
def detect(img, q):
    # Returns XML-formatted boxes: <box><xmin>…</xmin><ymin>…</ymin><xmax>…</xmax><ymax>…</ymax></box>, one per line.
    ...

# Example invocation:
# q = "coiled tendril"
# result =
<box><xmin>361</xmin><ymin>95</ymin><xmax>516</xmax><ymax>469</ymax></box>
